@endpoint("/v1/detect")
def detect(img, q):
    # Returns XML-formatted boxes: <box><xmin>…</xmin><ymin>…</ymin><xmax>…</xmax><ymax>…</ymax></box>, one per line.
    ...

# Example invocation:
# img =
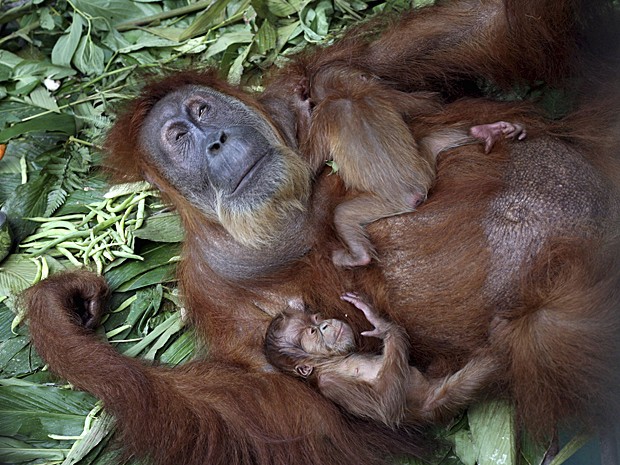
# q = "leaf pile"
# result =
<box><xmin>0</xmin><ymin>1</ymin><xmax>599</xmax><ymax>464</ymax></box>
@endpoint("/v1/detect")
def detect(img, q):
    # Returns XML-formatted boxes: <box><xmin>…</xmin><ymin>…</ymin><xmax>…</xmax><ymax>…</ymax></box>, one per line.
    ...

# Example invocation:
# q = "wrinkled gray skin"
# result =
<box><xmin>139</xmin><ymin>86</ymin><xmax>289</xmax><ymax>215</ymax></box>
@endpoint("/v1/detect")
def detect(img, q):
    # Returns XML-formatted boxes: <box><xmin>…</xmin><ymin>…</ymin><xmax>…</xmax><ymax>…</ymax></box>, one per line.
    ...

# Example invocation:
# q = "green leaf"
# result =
<box><xmin>71</xmin><ymin>0</ymin><xmax>158</xmax><ymax>28</ymax></box>
<box><xmin>0</xmin><ymin>50</ymin><xmax>22</xmax><ymax>69</ymax></box>
<box><xmin>179</xmin><ymin>0</ymin><xmax>250</xmax><ymax>41</ymax></box>
<box><xmin>276</xmin><ymin>21</ymin><xmax>301</xmax><ymax>50</ymax></box>
<box><xmin>265</xmin><ymin>0</ymin><xmax>300</xmax><ymax>17</ymax></box>
<box><xmin>104</xmin><ymin>181</ymin><xmax>151</xmax><ymax>198</ymax></box>
<box><xmin>117</xmin><ymin>265</ymin><xmax>177</xmax><ymax>292</ymax></box>
<box><xmin>0</xmin><ymin>113</ymin><xmax>76</xmax><ymax>143</ymax></box>
<box><xmin>204</xmin><ymin>29</ymin><xmax>254</xmax><ymax>59</ymax></box>
<box><xmin>62</xmin><ymin>410</ymin><xmax>116</xmax><ymax>465</ymax></box>
<box><xmin>73</xmin><ymin>36</ymin><xmax>106</xmax><ymax>75</ymax></box>
<box><xmin>133</xmin><ymin>212</ymin><xmax>184</xmax><ymax>243</ymax></box>
<box><xmin>459</xmin><ymin>401</ymin><xmax>517</xmax><ymax>465</ymax></box>
<box><xmin>0</xmin><ymin>436</ymin><xmax>67</xmax><ymax>462</ymax></box>
<box><xmin>0</xmin><ymin>254</ymin><xmax>39</xmax><ymax>297</ymax></box>
<box><xmin>105</xmin><ymin>243</ymin><xmax>179</xmax><ymax>291</ymax></box>
<box><xmin>0</xmin><ymin>336</ymin><xmax>31</xmax><ymax>376</ymax></box>
<box><xmin>123</xmin><ymin>312</ymin><xmax>181</xmax><ymax>357</ymax></box>
<box><xmin>179</xmin><ymin>0</ymin><xmax>231</xmax><ymax>41</ymax></box>
<box><xmin>0</xmin><ymin>63</ymin><xmax>12</xmax><ymax>82</ymax></box>
<box><xmin>159</xmin><ymin>332</ymin><xmax>195</xmax><ymax>365</ymax></box>
<box><xmin>255</xmin><ymin>19</ymin><xmax>277</xmax><ymax>53</ymax></box>
<box><xmin>1</xmin><ymin>174</ymin><xmax>52</xmax><ymax>243</ymax></box>
<box><xmin>51</xmin><ymin>14</ymin><xmax>84</xmax><ymax>67</ymax></box>
<box><xmin>24</xmin><ymin>86</ymin><xmax>60</xmax><ymax>112</ymax></box>
<box><xmin>547</xmin><ymin>434</ymin><xmax>591</xmax><ymax>465</ymax></box>
<box><xmin>0</xmin><ymin>212</ymin><xmax>12</xmax><ymax>262</ymax></box>
<box><xmin>300</xmin><ymin>0</ymin><xmax>333</xmax><ymax>43</ymax></box>
<box><xmin>125</xmin><ymin>285</ymin><xmax>163</xmax><ymax>333</ymax></box>
<box><xmin>227</xmin><ymin>44</ymin><xmax>250</xmax><ymax>85</ymax></box>
<box><xmin>0</xmin><ymin>381</ymin><xmax>96</xmax><ymax>441</ymax></box>
<box><xmin>453</xmin><ymin>429</ymin><xmax>477</xmax><ymax>465</ymax></box>
<box><xmin>10</xmin><ymin>61</ymin><xmax>74</xmax><ymax>96</ymax></box>
<box><xmin>38</xmin><ymin>8</ymin><xmax>56</xmax><ymax>31</ymax></box>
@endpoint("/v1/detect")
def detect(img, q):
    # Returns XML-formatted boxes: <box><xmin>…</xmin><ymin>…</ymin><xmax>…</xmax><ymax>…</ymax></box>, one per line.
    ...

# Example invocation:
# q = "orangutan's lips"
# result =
<box><xmin>231</xmin><ymin>152</ymin><xmax>267</xmax><ymax>195</ymax></box>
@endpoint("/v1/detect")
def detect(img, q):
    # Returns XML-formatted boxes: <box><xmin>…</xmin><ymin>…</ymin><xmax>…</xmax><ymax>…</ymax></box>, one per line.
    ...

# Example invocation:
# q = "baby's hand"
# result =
<box><xmin>341</xmin><ymin>292</ymin><xmax>388</xmax><ymax>338</ymax></box>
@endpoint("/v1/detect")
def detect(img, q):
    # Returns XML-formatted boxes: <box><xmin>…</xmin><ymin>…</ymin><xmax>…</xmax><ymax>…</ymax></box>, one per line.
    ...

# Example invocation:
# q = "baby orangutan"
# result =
<box><xmin>264</xmin><ymin>293</ymin><xmax>498</xmax><ymax>427</ymax></box>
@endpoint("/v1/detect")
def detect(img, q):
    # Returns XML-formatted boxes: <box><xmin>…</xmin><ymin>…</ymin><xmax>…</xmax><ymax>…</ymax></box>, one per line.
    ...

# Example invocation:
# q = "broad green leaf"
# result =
<box><xmin>0</xmin><ymin>212</ymin><xmax>11</xmax><ymax>262</ymax></box>
<box><xmin>10</xmin><ymin>61</ymin><xmax>75</xmax><ymax>96</ymax></box>
<box><xmin>0</xmin><ymin>336</ymin><xmax>31</xmax><ymax>376</ymax></box>
<box><xmin>0</xmin><ymin>254</ymin><xmax>38</xmax><ymax>297</ymax></box>
<box><xmin>255</xmin><ymin>19</ymin><xmax>277</xmax><ymax>53</ymax></box>
<box><xmin>38</xmin><ymin>8</ymin><xmax>56</xmax><ymax>30</ymax></box>
<box><xmin>24</xmin><ymin>86</ymin><xmax>60</xmax><ymax>112</ymax></box>
<box><xmin>71</xmin><ymin>0</ymin><xmax>159</xmax><ymax>27</ymax></box>
<box><xmin>144</xmin><ymin>312</ymin><xmax>185</xmax><ymax>360</ymax></box>
<box><xmin>300</xmin><ymin>0</ymin><xmax>333</xmax><ymax>43</ymax></box>
<box><xmin>0</xmin><ymin>113</ymin><xmax>76</xmax><ymax>143</ymax></box>
<box><xmin>0</xmin><ymin>381</ymin><xmax>95</xmax><ymax>440</ymax></box>
<box><xmin>116</xmin><ymin>34</ymin><xmax>178</xmax><ymax>53</ymax></box>
<box><xmin>1</xmin><ymin>174</ymin><xmax>52</xmax><ymax>243</ymax></box>
<box><xmin>159</xmin><ymin>332</ymin><xmax>195</xmax><ymax>365</ymax></box>
<box><xmin>0</xmin><ymin>305</ymin><xmax>14</xmax><ymax>341</ymax></box>
<box><xmin>0</xmin><ymin>436</ymin><xmax>67</xmax><ymax>461</ymax></box>
<box><xmin>276</xmin><ymin>21</ymin><xmax>301</xmax><ymax>50</ymax></box>
<box><xmin>105</xmin><ymin>243</ymin><xmax>179</xmax><ymax>291</ymax></box>
<box><xmin>61</xmin><ymin>410</ymin><xmax>116</xmax><ymax>465</ymax></box>
<box><xmin>179</xmin><ymin>0</ymin><xmax>232</xmax><ymax>41</ymax></box>
<box><xmin>453</xmin><ymin>429</ymin><xmax>477</xmax><ymax>465</ymax></box>
<box><xmin>51</xmin><ymin>14</ymin><xmax>84</xmax><ymax>67</ymax></box>
<box><xmin>54</xmin><ymin>178</ymin><xmax>108</xmax><ymax>216</ymax></box>
<box><xmin>133</xmin><ymin>212</ymin><xmax>184</xmax><ymax>243</ymax></box>
<box><xmin>204</xmin><ymin>29</ymin><xmax>253</xmax><ymax>58</ymax></box>
<box><xmin>0</xmin><ymin>63</ymin><xmax>11</xmax><ymax>82</ymax></box>
<box><xmin>0</xmin><ymin>50</ymin><xmax>23</xmax><ymax>68</ymax></box>
<box><xmin>0</xmin><ymin>101</ymin><xmax>34</xmax><ymax>128</ymax></box>
<box><xmin>547</xmin><ymin>434</ymin><xmax>590</xmax><ymax>465</ymax></box>
<box><xmin>228</xmin><ymin>44</ymin><xmax>250</xmax><ymax>85</ymax></box>
<box><xmin>126</xmin><ymin>285</ymin><xmax>163</xmax><ymax>333</ymax></box>
<box><xmin>12</xmin><ymin>76</ymin><xmax>39</xmax><ymax>96</ymax></box>
<box><xmin>413</xmin><ymin>0</ymin><xmax>435</xmax><ymax>6</ymax></box>
<box><xmin>266</xmin><ymin>0</ymin><xmax>299</xmax><ymax>17</ymax></box>
<box><xmin>104</xmin><ymin>181</ymin><xmax>151</xmax><ymax>198</ymax></box>
<box><xmin>116</xmin><ymin>265</ymin><xmax>177</xmax><ymax>292</ymax></box>
<box><xmin>468</xmin><ymin>401</ymin><xmax>516</xmax><ymax>465</ymax></box>
<box><xmin>73</xmin><ymin>36</ymin><xmax>106</xmax><ymax>75</ymax></box>
<box><xmin>123</xmin><ymin>312</ymin><xmax>181</xmax><ymax>357</ymax></box>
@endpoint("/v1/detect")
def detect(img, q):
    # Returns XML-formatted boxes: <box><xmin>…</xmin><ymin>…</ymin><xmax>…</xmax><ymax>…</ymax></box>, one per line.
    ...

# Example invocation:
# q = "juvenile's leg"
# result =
<box><xmin>333</xmin><ymin>194</ymin><xmax>422</xmax><ymax>268</ymax></box>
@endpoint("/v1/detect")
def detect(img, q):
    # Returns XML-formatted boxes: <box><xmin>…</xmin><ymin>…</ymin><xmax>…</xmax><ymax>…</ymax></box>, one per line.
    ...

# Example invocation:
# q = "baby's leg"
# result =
<box><xmin>470</xmin><ymin>121</ymin><xmax>527</xmax><ymax>153</ymax></box>
<box><xmin>405</xmin><ymin>355</ymin><xmax>499</xmax><ymax>423</ymax></box>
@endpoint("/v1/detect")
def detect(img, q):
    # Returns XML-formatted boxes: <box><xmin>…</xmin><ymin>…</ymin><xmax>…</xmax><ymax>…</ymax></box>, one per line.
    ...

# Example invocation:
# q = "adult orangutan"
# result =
<box><xmin>25</xmin><ymin>1</ymin><xmax>620</xmax><ymax>465</ymax></box>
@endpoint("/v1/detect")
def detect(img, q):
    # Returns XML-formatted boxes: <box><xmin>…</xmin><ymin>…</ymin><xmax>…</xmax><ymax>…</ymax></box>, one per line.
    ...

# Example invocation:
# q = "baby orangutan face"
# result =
<box><xmin>278</xmin><ymin>308</ymin><xmax>356</xmax><ymax>356</ymax></box>
<box><xmin>264</xmin><ymin>304</ymin><xmax>358</xmax><ymax>379</ymax></box>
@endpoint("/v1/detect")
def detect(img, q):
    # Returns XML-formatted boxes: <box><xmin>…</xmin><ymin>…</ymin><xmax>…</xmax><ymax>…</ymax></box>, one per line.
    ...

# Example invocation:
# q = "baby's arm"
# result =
<box><xmin>333</xmin><ymin>293</ymin><xmax>411</xmax><ymax>426</ymax></box>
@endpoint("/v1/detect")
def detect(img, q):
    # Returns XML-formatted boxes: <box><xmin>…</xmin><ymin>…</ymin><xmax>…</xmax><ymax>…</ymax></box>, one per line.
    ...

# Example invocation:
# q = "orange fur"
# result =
<box><xmin>25</xmin><ymin>1</ymin><xmax>620</xmax><ymax>464</ymax></box>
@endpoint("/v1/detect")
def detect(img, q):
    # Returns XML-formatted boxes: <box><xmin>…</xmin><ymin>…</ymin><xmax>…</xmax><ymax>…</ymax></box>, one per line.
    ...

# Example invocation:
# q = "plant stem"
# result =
<box><xmin>115</xmin><ymin>1</ymin><xmax>213</xmax><ymax>32</ymax></box>
<box><xmin>0</xmin><ymin>20</ymin><xmax>39</xmax><ymax>46</ymax></box>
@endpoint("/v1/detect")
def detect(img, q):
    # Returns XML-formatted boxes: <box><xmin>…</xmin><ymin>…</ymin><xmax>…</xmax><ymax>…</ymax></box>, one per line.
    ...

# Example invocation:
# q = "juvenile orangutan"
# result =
<box><xmin>301</xmin><ymin>68</ymin><xmax>527</xmax><ymax>268</ymax></box>
<box><xmin>264</xmin><ymin>293</ymin><xmax>497</xmax><ymax>427</ymax></box>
